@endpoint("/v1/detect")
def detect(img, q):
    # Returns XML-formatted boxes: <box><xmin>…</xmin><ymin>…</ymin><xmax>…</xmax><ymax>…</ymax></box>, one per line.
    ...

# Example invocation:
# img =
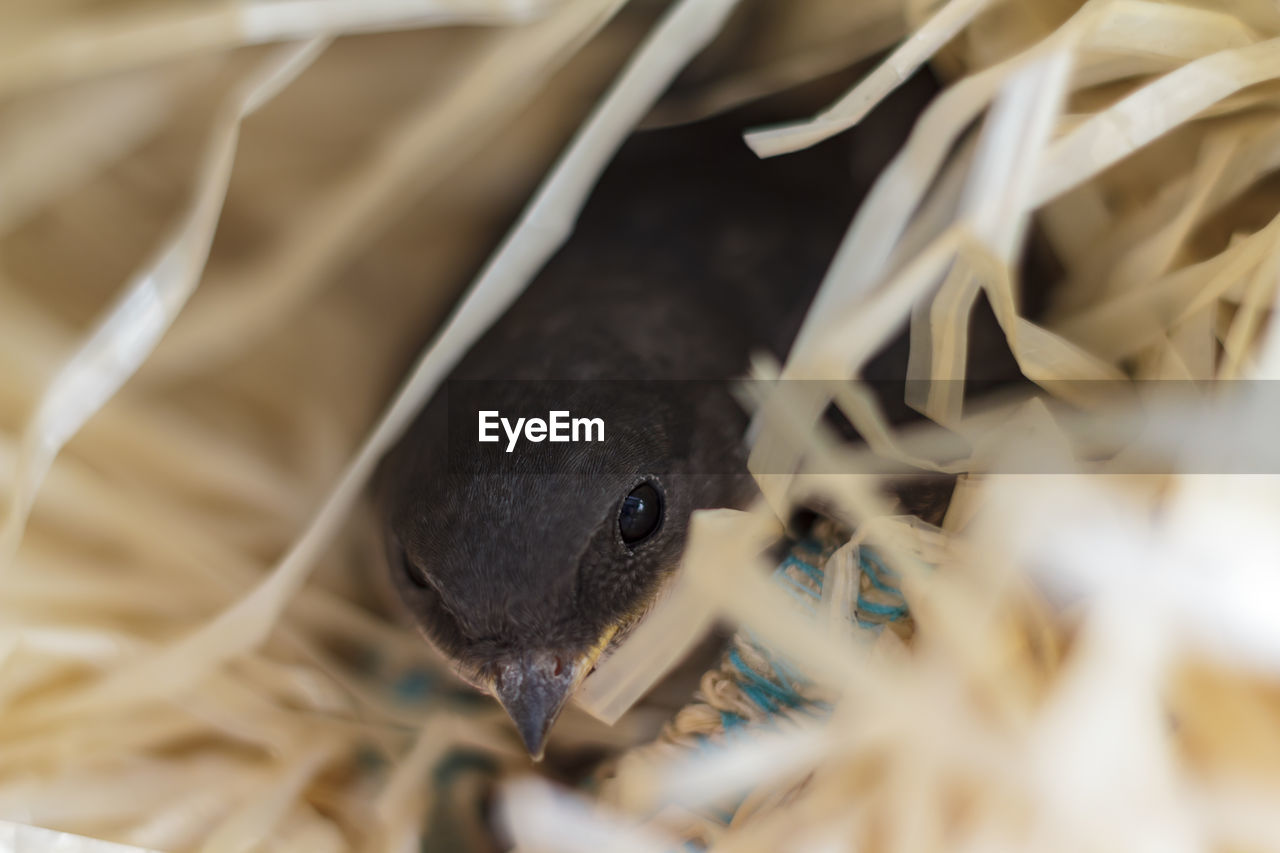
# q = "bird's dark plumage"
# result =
<box><xmin>375</xmin><ymin>70</ymin><xmax>945</xmax><ymax>758</ymax></box>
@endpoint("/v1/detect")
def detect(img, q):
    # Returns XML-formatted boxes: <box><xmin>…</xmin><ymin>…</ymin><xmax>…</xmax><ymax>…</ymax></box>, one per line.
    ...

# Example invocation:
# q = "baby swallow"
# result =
<box><xmin>375</xmin><ymin>71</ymin><xmax>941</xmax><ymax>759</ymax></box>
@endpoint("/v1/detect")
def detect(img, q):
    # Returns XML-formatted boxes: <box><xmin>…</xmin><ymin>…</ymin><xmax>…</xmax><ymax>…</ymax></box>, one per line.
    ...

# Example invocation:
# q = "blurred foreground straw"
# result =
<box><xmin>7</xmin><ymin>0</ymin><xmax>1280</xmax><ymax>851</ymax></box>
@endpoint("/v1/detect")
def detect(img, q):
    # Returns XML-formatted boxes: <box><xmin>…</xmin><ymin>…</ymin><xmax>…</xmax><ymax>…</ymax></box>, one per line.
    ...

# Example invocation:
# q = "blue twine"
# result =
<box><xmin>780</xmin><ymin>553</ymin><xmax>824</xmax><ymax>586</ymax></box>
<box><xmin>859</xmin><ymin>548</ymin><xmax>901</xmax><ymax>594</ymax></box>
<box><xmin>666</xmin><ymin>537</ymin><xmax>915</xmax><ymax>850</ymax></box>
<box><xmin>775</xmin><ymin>573</ymin><xmax>819</xmax><ymax>613</ymax></box>
<box><xmin>721</xmin><ymin>542</ymin><xmax>913</xmax><ymax>724</ymax></box>
<box><xmin>727</xmin><ymin>647</ymin><xmax>803</xmax><ymax>713</ymax></box>
<box><xmin>856</xmin><ymin>598</ymin><xmax>909</xmax><ymax>618</ymax></box>
<box><xmin>710</xmin><ymin>539</ymin><xmax>912</xmax><ymax>733</ymax></box>
<box><xmin>855</xmin><ymin>547</ymin><xmax>908</xmax><ymax>621</ymax></box>
<box><xmin>393</xmin><ymin>668</ymin><xmax>435</xmax><ymax>704</ymax></box>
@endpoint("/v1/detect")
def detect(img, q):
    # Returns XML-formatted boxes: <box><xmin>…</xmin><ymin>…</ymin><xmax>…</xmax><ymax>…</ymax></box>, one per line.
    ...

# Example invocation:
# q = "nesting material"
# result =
<box><xmin>594</xmin><ymin>525</ymin><xmax>915</xmax><ymax>849</ymax></box>
<box><xmin>7</xmin><ymin>0</ymin><xmax>1280</xmax><ymax>851</ymax></box>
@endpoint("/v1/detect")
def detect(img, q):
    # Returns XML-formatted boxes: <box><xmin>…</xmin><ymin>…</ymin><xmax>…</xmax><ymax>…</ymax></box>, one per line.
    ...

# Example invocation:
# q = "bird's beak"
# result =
<box><xmin>491</xmin><ymin>631</ymin><xmax>615</xmax><ymax>760</ymax></box>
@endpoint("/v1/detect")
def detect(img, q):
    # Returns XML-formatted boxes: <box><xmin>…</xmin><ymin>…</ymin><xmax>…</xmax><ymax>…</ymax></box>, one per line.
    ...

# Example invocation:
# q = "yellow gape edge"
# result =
<box><xmin>575</xmin><ymin>622</ymin><xmax>621</xmax><ymax>690</ymax></box>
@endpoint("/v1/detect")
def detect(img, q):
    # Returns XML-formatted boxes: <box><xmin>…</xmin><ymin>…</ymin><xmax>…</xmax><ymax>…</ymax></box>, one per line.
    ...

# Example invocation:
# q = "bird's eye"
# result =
<box><xmin>619</xmin><ymin>482</ymin><xmax>663</xmax><ymax>546</ymax></box>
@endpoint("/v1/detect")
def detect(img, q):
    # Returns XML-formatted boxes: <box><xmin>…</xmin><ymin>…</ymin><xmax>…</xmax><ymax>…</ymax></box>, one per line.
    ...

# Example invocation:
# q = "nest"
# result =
<box><xmin>5</xmin><ymin>0</ymin><xmax>1280</xmax><ymax>850</ymax></box>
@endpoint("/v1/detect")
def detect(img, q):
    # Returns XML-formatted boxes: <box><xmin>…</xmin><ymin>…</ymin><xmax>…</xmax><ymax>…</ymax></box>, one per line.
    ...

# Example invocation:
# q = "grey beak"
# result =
<box><xmin>493</xmin><ymin>651</ymin><xmax>578</xmax><ymax>760</ymax></box>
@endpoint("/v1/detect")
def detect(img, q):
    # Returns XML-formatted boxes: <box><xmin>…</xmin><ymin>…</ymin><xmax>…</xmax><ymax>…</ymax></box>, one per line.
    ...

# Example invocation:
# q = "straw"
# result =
<box><xmin>0</xmin><ymin>38</ymin><xmax>327</xmax><ymax>568</ymax></box>
<box><xmin>8</xmin><ymin>0</ymin><xmax>1280</xmax><ymax>849</ymax></box>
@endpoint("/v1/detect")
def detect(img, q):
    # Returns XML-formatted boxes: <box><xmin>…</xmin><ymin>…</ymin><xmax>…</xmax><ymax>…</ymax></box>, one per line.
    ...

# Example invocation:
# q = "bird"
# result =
<box><xmin>374</xmin><ymin>69</ymin><xmax>953</xmax><ymax>760</ymax></box>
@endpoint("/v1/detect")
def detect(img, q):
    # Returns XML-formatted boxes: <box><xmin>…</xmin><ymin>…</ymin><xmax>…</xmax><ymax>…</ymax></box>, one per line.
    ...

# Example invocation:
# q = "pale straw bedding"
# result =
<box><xmin>4</xmin><ymin>0</ymin><xmax>1280</xmax><ymax>850</ymax></box>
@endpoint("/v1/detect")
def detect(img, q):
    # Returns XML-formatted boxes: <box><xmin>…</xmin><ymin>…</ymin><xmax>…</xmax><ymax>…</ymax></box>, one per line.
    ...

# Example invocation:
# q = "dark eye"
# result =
<box><xmin>619</xmin><ymin>482</ymin><xmax>663</xmax><ymax>545</ymax></box>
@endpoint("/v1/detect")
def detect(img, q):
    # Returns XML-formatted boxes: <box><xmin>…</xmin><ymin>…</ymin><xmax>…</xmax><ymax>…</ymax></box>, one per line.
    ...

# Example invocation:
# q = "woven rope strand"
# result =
<box><xmin>598</xmin><ymin>522</ymin><xmax>917</xmax><ymax>847</ymax></box>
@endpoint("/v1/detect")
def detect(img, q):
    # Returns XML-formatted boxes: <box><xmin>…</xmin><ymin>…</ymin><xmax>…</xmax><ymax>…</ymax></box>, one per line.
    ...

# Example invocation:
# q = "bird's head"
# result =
<box><xmin>377</xmin><ymin>383</ymin><xmax>751</xmax><ymax>758</ymax></box>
